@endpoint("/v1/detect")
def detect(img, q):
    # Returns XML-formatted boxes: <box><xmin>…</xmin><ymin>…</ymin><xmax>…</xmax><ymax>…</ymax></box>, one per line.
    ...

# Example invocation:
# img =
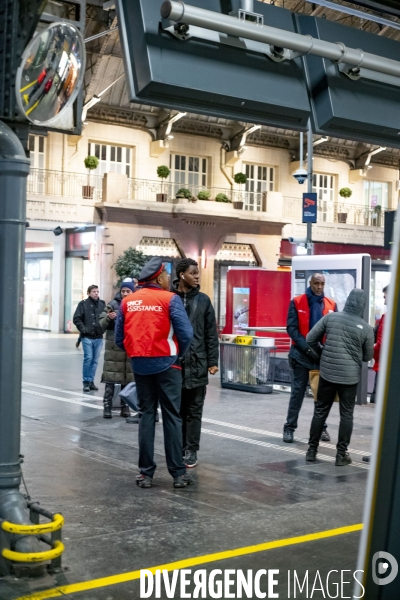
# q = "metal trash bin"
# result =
<box><xmin>220</xmin><ymin>342</ymin><xmax>275</xmax><ymax>394</ymax></box>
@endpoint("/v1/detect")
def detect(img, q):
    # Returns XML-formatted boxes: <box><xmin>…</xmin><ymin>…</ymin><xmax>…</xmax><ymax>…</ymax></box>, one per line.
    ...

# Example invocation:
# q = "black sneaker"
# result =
<box><xmin>184</xmin><ymin>451</ymin><xmax>198</xmax><ymax>468</ymax></box>
<box><xmin>173</xmin><ymin>473</ymin><xmax>194</xmax><ymax>488</ymax></box>
<box><xmin>283</xmin><ymin>430</ymin><xmax>294</xmax><ymax>443</ymax></box>
<box><xmin>320</xmin><ymin>429</ymin><xmax>331</xmax><ymax>442</ymax></box>
<box><xmin>136</xmin><ymin>474</ymin><xmax>152</xmax><ymax>488</ymax></box>
<box><xmin>335</xmin><ymin>452</ymin><xmax>352</xmax><ymax>466</ymax></box>
<box><xmin>306</xmin><ymin>448</ymin><xmax>317</xmax><ymax>462</ymax></box>
<box><xmin>89</xmin><ymin>382</ymin><xmax>98</xmax><ymax>391</ymax></box>
<box><xmin>362</xmin><ymin>456</ymin><xmax>370</xmax><ymax>463</ymax></box>
<box><xmin>83</xmin><ymin>382</ymin><xmax>90</xmax><ymax>393</ymax></box>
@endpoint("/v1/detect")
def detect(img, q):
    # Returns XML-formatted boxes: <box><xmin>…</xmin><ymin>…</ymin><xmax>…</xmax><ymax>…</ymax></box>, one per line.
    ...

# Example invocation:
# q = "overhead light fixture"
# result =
<box><xmin>239</xmin><ymin>124</ymin><xmax>261</xmax><ymax>148</ymax></box>
<box><xmin>313</xmin><ymin>136</ymin><xmax>329</xmax><ymax>146</ymax></box>
<box><xmin>164</xmin><ymin>112</ymin><xmax>187</xmax><ymax>137</ymax></box>
<box><xmin>304</xmin><ymin>0</ymin><xmax>400</xmax><ymax>32</ymax></box>
<box><xmin>364</xmin><ymin>146</ymin><xmax>387</xmax><ymax>166</ymax></box>
<box><xmin>82</xmin><ymin>74</ymin><xmax>124</xmax><ymax>121</ymax></box>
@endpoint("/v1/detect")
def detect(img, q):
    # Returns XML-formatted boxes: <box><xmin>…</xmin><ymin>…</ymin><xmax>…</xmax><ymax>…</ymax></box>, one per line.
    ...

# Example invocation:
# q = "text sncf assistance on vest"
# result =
<box><xmin>127</xmin><ymin>300</ymin><xmax>163</xmax><ymax>312</ymax></box>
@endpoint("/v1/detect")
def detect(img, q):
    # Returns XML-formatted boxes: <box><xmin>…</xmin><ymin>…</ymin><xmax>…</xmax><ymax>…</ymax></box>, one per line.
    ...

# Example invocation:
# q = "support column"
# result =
<box><xmin>307</xmin><ymin>120</ymin><xmax>313</xmax><ymax>255</ymax></box>
<box><xmin>199</xmin><ymin>256</ymin><xmax>215</xmax><ymax>304</ymax></box>
<box><xmin>0</xmin><ymin>121</ymin><xmax>43</xmax><ymax>574</ymax></box>
<box><xmin>51</xmin><ymin>232</ymin><xmax>66</xmax><ymax>333</ymax></box>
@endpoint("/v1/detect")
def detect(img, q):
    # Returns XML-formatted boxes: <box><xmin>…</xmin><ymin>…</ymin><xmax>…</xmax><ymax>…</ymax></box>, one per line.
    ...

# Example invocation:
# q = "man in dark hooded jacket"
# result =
<box><xmin>174</xmin><ymin>258</ymin><xmax>219</xmax><ymax>469</ymax></box>
<box><xmin>305</xmin><ymin>288</ymin><xmax>374</xmax><ymax>466</ymax></box>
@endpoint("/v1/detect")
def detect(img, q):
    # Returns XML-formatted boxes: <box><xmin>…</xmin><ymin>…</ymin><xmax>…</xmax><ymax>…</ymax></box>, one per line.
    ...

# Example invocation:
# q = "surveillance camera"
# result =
<box><xmin>288</xmin><ymin>237</ymin><xmax>308</xmax><ymax>245</ymax></box>
<box><xmin>293</xmin><ymin>168</ymin><xmax>308</xmax><ymax>184</ymax></box>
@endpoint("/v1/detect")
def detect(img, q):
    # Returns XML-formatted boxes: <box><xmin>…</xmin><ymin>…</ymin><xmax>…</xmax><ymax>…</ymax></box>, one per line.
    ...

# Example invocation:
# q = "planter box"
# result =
<box><xmin>233</xmin><ymin>201</ymin><xmax>244</xmax><ymax>210</ymax></box>
<box><xmin>337</xmin><ymin>212</ymin><xmax>348</xmax><ymax>223</ymax></box>
<box><xmin>156</xmin><ymin>193</ymin><xmax>168</xmax><ymax>202</ymax></box>
<box><xmin>82</xmin><ymin>185</ymin><xmax>94</xmax><ymax>199</ymax></box>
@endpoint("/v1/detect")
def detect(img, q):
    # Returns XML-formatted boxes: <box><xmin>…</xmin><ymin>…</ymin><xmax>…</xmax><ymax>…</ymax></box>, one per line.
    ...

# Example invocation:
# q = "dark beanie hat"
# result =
<box><xmin>120</xmin><ymin>278</ymin><xmax>135</xmax><ymax>292</ymax></box>
<box><xmin>138</xmin><ymin>257</ymin><xmax>164</xmax><ymax>284</ymax></box>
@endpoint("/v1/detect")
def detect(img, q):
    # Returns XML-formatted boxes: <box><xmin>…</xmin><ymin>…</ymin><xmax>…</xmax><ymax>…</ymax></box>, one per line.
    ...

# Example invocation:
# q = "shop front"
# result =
<box><xmin>64</xmin><ymin>228</ymin><xmax>97</xmax><ymax>332</ymax></box>
<box><xmin>24</xmin><ymin>253</ymin><xmax>52</xmax><ymax>330</ymax></box>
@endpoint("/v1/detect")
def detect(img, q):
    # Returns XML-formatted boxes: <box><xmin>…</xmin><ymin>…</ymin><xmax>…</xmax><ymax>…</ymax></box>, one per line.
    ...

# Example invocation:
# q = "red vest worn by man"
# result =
<box><xmin>121</xmin><ymin>287</ymin><xmax>179</xmax><ymax>358</ymax></box>
<box><xmin>293</xmin><ymin>294</ymin><xmax>337</xmax><ymax>340</ymax></box>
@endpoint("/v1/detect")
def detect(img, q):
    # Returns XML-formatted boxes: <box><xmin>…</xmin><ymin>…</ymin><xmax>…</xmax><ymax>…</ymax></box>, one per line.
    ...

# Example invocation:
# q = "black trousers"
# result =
<box><xmin>284</xmin><ymin>361</ymin><xmax>327</xmax><ymax>432</ymax></box>
<box><xmin>134</xmin><ymin>367</ymin><xmax>186</xmax><ymax>479</ymax></box>
<box><xmin>309</xmin><ymin>375</ymin><xmax>358</xmax><ymax>455</ymax></box>
<box><xmin>181</xmin><ymin>385</ymin><xmax>206</xmax><ymax>452</ymax></box>
<box><xmin>370</xmin><ymin>372</ymin><xmax>378</xmax><ymax>404</ymax></box>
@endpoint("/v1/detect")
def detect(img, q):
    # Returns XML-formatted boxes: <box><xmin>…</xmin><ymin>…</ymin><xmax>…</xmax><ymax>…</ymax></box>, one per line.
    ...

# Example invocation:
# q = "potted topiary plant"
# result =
<box><xmin>215</xmin><ymin>193</ymin><xmax>232</xmax><ymax>203</ymax></box>
<box><xmin>337</xmin><ymin>187</ymin><xmax>352</xmax><ymax>223</ymax></box>
<box><xmin>233</xmin><ymin>172</ymin><xmax>247</xmax><ymax>209</ymax></box>
<box><xmin>156</xmin><ymin>165</ymin><xmax>170</xmax><ymax>202</ymax></box>
<box><xmin>197</xmin><ymin>190</ymin><xmax>211</xmax><ymax>201</ymax></box>
<box><xmin>176</xmin><ymin>187</ymin><xmax>193</xmax><ymax>201</ymax></box>
<box><xmin>83</xmin><ymin>155</ymin><xmax>99</xmax><ymax>199</ymax></box>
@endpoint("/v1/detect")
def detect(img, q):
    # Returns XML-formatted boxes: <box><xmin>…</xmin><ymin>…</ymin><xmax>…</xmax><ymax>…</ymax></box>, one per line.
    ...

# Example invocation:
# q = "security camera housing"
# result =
<box><xmin>288</xmin><ymin>236</ymin><xmax>308</xmax><ymax>244</ymax></box>
<box><xmin>293</xmin><ymin>168</ymin><xmax>308</xmax><ymax>184</ymax></box>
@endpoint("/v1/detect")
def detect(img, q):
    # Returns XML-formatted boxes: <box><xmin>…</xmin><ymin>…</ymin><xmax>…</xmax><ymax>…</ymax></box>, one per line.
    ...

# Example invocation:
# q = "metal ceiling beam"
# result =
<box><xmin>304</xmin><ymin>0</ymin><xmax>400</xmax><ymax>32</ymax></box>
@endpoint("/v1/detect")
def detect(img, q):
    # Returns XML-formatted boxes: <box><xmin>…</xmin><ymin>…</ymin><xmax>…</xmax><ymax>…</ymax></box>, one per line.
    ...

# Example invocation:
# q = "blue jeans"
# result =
<box><xmin>81</xmin><ymin>338</ymin><xmax>103</xmax><ymax>383</ymax></box>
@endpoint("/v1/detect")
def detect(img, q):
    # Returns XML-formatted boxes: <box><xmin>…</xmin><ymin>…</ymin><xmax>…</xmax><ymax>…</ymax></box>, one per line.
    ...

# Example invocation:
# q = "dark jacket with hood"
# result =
<box><xmin>73</xmin><ymin>296</ymin><xmax>106</xmax><ymax>339</ymax></box>
<box><xmin>99</xmin><ymin>293</ymin><xmax>134</xmax><ymax>385</ymax></box>
<box><xmin>307</xmin><ymin>288</ymin><xmax>374</xmax><ymax>385</ymax></box>
<box><xmin>173</xmin><ymin>281</ymin><xmax>219</xmax><ymax>389</ymax></box>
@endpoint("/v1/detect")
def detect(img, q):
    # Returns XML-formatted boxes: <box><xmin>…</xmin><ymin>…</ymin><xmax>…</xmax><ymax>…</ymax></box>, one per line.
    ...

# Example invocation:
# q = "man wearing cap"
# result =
<box><xmin>115</xmin><ymin>257</ymin><xmax>194</xmax><ymax>489</ymax></box>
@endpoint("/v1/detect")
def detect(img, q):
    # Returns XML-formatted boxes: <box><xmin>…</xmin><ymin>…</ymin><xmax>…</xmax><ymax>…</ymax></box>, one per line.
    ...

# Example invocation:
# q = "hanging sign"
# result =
<box><xmin>302</xmin><ymin>193</ymin><xmax>317</xmax><ymax>223</ymax></box>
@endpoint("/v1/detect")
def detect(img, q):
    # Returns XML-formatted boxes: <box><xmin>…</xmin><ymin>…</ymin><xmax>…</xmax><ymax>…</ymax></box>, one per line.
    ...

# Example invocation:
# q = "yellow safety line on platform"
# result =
<box><xmin>26</xmin><ymin>100</ymin><xmax>40</xmax><ymax>116</ymax></box>
<box><xmin>19</xmin><ymin>79</ymin><xmax>38</xmax><ymax>92</ymax></box>
<box><xmin>16</xmin><ymin>523</ymin><xmax>363</xmax><ymax>600</ymax></box>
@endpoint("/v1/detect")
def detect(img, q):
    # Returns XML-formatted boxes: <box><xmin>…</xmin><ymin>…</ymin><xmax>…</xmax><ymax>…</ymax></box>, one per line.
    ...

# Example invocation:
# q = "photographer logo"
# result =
<box><xmin>372</xmin><ymin>551</ymin><xmax>398</xmax><ymax>585</ymax></box>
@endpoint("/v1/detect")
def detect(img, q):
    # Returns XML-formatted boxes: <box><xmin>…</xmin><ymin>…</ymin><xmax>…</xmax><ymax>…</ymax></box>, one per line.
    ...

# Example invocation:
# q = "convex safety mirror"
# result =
<box><xmin>16</xmin><ymin>22</ymin><xmax>85</xmax><ymax>126</ymax></box>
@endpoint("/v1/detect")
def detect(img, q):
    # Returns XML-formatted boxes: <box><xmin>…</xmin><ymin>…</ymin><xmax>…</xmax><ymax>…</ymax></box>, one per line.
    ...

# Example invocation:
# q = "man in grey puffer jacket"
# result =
<box><xmin>305</xmin><ymin>288</ymin><xmax>374</xmax><ymax>466</ymax></box>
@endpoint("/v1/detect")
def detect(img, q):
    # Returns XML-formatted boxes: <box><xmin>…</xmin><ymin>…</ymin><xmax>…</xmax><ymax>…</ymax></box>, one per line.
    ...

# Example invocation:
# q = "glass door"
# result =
<box><xmin>24</xmin><ymin>258</ymin><xmax>52</xmax><ymax>330</ymax></box>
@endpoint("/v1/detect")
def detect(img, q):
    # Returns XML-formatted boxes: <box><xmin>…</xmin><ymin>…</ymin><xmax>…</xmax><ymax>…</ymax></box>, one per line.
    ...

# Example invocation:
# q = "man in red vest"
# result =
<box><xmin>283</xmin><ymin>273</ymin><xmax>337</xmax><ymax>443</ymax></box>
<box><xmin>115</xmin><ymin>257</ymin><xmax>194</xmax><ymax>488</ymax></box>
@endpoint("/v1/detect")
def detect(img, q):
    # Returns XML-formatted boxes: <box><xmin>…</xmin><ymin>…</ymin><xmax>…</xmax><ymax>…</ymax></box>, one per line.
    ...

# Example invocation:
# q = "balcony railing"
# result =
<box><xmin>127</xmin><ymin>178</ymin><xmax>268</xmax><ymax>209</ymax></box>
<box><xmin>26</xmin><ymin>170</ymin><xmax>387</xmax><ymax>228</ymax></box>
<box><xmin>283</xmin><ymin>196</ymin><xmax>387</xmax><ymax>227</ymax></box>
<box><xmin>27</xmin><ymin>168</ymin><xmax>103</xmax><ymax>201</ymax></box>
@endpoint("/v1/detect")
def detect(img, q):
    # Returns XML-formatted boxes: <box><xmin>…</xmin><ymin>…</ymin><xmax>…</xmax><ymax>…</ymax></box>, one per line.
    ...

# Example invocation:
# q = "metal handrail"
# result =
<box><xmin>283</xmin><ymin>196</ymin><xmax>388</xmax><ymax>227</ymax></box>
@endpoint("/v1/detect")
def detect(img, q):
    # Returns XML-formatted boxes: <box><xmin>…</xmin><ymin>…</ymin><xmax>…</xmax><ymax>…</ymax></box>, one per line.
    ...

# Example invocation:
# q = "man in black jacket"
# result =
<box><xmin>174</xmin><ymin>258</ymin><xmax>219</xmax><ymax>468</ymax></box>
<box><xmin>73</xmin><ymin>285</ymin><xmax>105</xmax><ymax>393</ymax></box>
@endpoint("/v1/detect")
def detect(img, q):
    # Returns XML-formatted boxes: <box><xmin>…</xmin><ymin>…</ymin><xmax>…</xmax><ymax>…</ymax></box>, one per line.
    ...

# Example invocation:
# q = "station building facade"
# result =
<box><xmin>25</xmin><ymin>116</ymin><xmax>396</xmax><ymax>333</ymax></box>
